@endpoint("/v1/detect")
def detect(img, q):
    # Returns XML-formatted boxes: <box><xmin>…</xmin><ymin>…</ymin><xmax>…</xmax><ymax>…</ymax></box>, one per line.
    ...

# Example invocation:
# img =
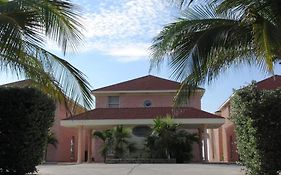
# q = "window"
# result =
<box><xmin>108</xmin><ymin>96</ymin><xmax>119</xmax><ymax>108</ymax></box>
<box><xmin>132</xmin><ymin>125</ymin><xmax>152</xmax><ymax>137</ymax></box>
<box><xmin>143</xmin><ymin>100</ymin><xmax>152</xmax><ymax>107</ymax></box>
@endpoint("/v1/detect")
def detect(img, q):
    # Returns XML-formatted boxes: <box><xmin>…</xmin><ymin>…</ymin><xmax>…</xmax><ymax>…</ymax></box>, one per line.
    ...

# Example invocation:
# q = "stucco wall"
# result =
<box><xmin>95</xmin><ymin>92</ymin><xmax>202</xmax><ymax>109</ymax></box>
<box><xmin>209</xmin><ymin>103</ymin><xmax>239</xmax><ymax>163</ymax></box>
<box><xmin>46</xmin><ymin>103</ymin><xmax>85</xmax><ymax>162</ymax></box>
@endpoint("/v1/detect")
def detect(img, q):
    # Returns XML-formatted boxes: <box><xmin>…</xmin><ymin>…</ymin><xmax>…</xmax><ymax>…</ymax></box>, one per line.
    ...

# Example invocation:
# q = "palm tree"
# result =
<box><xmin>0</xmin><ymin>0</ymin><xmax>93</xmax><ymax>108</ymax></box>
<box><xmin>93</xmin><ymin>129</ymin><xmax>113</xmax><ymax>162</ymax></box>
<box><xmin>93</xmin><ymin>126</ymin><xmax>136</xmax><ymax>161</ymax></box>
<box><xmin>112</xmin><ymin>125</ymin><xmax>136</xmax><ymax>159</ymax></box>
<box><xmin>150</xmin><ymin>0</ymin><xmax>281</xmax><ymax>104</ymax></box>
<box><xmin>146</xmin><ymin>116</ymin><xmax>198</xmax><ymax>162</ymax></box>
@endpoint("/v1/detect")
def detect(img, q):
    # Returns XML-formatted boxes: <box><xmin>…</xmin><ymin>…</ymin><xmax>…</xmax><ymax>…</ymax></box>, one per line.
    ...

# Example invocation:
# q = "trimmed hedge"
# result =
<box><xmin>231</xmin><ymin>84</ymin><xmax>281</xmax><ymax>175</ymax></box>
<box><xmin>0</xmin><ymin>88</ymin><xmax>55</xmax><ymax>175</ymax></box>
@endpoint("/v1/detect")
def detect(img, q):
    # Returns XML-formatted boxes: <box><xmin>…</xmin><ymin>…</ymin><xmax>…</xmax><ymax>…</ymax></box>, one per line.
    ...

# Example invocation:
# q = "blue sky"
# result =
<box><xmin>1</xmin><ymin>0</ymin><xmax>281</xmax><ymax>112</ymax></box>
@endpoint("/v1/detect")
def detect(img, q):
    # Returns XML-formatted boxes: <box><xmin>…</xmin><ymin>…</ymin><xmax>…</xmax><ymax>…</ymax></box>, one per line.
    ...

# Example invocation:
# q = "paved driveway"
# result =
<box><xmin>37</xmin><ymin>163</ymin><xmax>244</xmax><ymax>175</ymax></box>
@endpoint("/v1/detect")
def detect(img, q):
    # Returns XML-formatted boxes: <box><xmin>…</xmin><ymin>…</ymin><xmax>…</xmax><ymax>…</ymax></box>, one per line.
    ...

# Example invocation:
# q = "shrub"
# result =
<box><xmin>0</xmin><ymin>88</ymin><xmax>55</xmax><ymax>175</ymax></box>
<box><xmin>231</xmin><ymin>84</ymin><xmax>281</xmax><ymax>175</ymax></box>
<box><xmin>146</xmin><ymin>116</ymin><xmax>198</xmax><ymax>163</ymax></box>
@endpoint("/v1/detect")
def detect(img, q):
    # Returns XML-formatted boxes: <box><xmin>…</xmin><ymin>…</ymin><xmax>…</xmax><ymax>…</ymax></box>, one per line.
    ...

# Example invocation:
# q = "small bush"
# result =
<box><xmin>231</xmin><ymin>84</ymin><xmax>281</xmax><ymax>175</ymax></box>
<box><xmin>0</xmin><ymin>88</ymin><xmax>55</xmax><ymax>175</ymax></box>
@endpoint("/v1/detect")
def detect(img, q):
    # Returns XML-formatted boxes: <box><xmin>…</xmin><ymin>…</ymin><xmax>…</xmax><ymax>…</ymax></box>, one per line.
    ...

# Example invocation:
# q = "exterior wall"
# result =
<box><xmin>46</xmin><ymin>103</ymin><xmax>85</xmax><ymax>162</ymax></box>
<box><xmin>93</xmin><ymin>136</ymin><xmax>104</xmax><ymax>162</ymax></box>
<box><xmin>209</xmin><ymin>103</ymin><xmax>239</xmax><ymax>162</ymax></box>
<box><xmin>208</xmin><ymin>127</ymin><xmax>223</xmax><ymax>162</ymax></box>
<box><xmin>95</xmin><ymin>92</ymin><xmax>202</xmax><ymax>109</ymax></box>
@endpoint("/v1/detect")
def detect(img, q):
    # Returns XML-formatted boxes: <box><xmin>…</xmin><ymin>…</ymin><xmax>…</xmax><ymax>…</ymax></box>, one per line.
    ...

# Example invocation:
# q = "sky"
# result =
<box><xmin>1</xmin><ymin>0</ymin><xmax>281</xmax><ymax>113</ymax></box>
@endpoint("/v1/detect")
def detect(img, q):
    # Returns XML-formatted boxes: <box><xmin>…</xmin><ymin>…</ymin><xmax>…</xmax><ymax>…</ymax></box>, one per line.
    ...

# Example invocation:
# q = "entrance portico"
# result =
<box><xmin>61</xmin><ymin>107</ymin><xmax>224</xmax><ymax>163</ymax></box>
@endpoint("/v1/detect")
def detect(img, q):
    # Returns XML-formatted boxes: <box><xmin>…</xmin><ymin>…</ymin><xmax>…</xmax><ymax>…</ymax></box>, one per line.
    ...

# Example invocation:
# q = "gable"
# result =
<box><xmin>93</xmin><ymin>75</ymin><xmax>204</xmax><ymax>92</ymax></box>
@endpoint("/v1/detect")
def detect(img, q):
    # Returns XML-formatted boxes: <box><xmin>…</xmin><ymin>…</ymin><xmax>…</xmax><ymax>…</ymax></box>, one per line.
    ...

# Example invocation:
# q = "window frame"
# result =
<box><xmin>108</xmin><ymin>96</ymin><xmax>119</xmax><ymax>108</ymax></box>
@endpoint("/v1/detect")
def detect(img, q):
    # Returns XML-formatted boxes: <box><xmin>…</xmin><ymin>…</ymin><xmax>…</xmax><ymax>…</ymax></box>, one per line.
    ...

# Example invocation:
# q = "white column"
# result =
<box><xmin>203</xmin><ymin>125</ymin><xmax>209</xmax><ymax>162</ymax></box>
<box><xmin>87</xmin><ymin>129</ymin><xmax>92</xmax><ymax>163</ymax></box>
<box><xmin>77</xmin><ymin>126</ymin><xmax>84</xmax><ymax>163</ymax></box>
<box><xmin>208</xmin><ymin>129</ymin><xmax>215</xmax><ymax>161</ymax></box>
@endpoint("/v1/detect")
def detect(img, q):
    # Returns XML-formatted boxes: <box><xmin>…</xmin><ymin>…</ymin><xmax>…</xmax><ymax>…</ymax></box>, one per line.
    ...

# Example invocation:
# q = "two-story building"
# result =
<box><xmin>61</xmin><ymin>75</ymin><xmax>225</xmax><ymax>163</ymax></box>
<box><xmin>208</xmin><ymin>75</ymin><xmax>281</xmax><ymax>163</ymax></box>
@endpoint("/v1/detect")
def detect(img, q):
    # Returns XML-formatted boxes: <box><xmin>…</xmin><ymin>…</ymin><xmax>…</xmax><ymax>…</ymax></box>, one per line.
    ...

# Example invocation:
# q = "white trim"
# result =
<box><xmin>92</xmin><ymin>89</ymin><xmax>204</xmax><ymax>95</ymax></box>
<box><xmin>217</xmin><ymin>93</ymin><xmax>235</xmax><ymax>111</ymax></box>
<box><xmin>93</xmin><ymin>90</ymin><xmax>177</xmax><ymax>94</ymax></box>
<box><xmin>61</xmin><ymin>118</ymin><xmax>224</xmax><ymax>128</ymax></box>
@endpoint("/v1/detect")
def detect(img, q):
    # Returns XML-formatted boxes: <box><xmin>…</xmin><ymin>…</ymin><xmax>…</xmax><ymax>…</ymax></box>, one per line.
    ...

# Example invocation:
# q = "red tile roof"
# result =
<box><xmin>93</xmin><ymin>75</ymin><xmax>203</xmax><ymax>92</ymax></box>
<box><xmin>256</xmin><ymin>75</ymin><xmax>281</xmax><ymax>90</ymax></box>
<box><xmin>218</xmin><ymin>75</ymin><xmax>281</xmax><ymax>110</ymax></box>
<box><xmin>0</xmin><ymin>79</ymin><xmax>33</xmax><ymax>88</ymax></box>
<box><xmin>64</xmin><ymin>107</ymin><xmax>222</xmax><ymax>120</ymax></box>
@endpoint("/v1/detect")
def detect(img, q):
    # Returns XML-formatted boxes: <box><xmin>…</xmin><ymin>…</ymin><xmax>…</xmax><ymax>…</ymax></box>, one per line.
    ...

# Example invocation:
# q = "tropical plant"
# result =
<box><xmin>93</xmin><ymin>129</ymin><xmax>113</xmax><ymax>162</ymax></box>
<box><xmin>146</xmin><ymin>116</ymin><xmax>198</xmax><ymax>163</ymax></box>
<box><xmin>93</xmin><ymin>125</ymin><xmax>136</xmax><ymax>161</ymax></box>
<box><xmin>150</xmin><ymin>0</ymin><xmax>281</xmax><ymax>104</ymax></box>
<box><xmin>0</xmin><ymin>0</ymin><xmax>93</xmax><ymax>108</ymax></box>
<box><xmin>112</xmin><ymin>125</ymin><xmax>136</xmax><ymax>159</ymax></box>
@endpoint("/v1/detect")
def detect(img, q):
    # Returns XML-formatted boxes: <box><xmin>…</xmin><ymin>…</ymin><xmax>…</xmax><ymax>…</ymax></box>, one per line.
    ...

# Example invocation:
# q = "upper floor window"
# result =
<box><xmin>108</xmin><ymin>96</ymin><xmax>119</xmax><ymax>108</ymax></box>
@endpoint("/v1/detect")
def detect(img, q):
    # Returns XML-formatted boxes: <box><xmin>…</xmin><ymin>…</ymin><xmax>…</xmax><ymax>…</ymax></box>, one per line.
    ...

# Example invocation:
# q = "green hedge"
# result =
<box><xmin>0</xmin><ymin>88</ymin><xmax>55</xmax><ymax>175</ymax></box>
<box><xmin>231</xmin><ymin>84</ymin><xmax>281</xmax><ymax>175</ymax></box>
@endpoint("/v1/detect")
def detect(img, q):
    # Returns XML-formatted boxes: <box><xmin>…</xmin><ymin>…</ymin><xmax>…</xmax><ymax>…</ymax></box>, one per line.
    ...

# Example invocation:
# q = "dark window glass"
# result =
<box><xmin>143</xmin><ymin>100</ymin><xmax>152</xmax><ymax>107</ymax></box>
<box><xmin>132</xmin><ymin>125</ymin><xmax>152</xmax><ymax>137</ymax></box>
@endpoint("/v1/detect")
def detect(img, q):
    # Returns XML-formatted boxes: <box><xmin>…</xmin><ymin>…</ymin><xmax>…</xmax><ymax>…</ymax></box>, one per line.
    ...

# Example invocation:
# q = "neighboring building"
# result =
<box><xmin>0</xmin><ymin>80</ymin><xmax>85</xmax><ymax>162</ymax></box>
<box><xmin>208</xmin><ymin>75</ymin><xmax>281</xmax><ymax>162</ymax></box>
<box><xmin>61</xmin><ymin>75</ymin><xmax>224</xmax><ymax>163</ymax></box>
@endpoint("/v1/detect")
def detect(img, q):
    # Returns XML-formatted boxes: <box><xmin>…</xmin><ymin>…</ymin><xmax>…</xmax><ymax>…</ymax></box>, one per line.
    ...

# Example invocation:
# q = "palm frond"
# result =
<box><xmin>93</xmin><ymin>131</ymin><xmax>107</xmax><ymax>142</ymax></box>
<box><xmin>150</xmin><ymin>4</ymin><xmax>255</xmax><ymax>104</ymax></box>
<box><xmin>0</xmin><ymin>0</ymin><xmax>93</xmax><ymax>109</ymax></box>
<box><xmin>19</xmin><ymin>0</ymin><xmax>84</xmax><ymax>54</ymax></box>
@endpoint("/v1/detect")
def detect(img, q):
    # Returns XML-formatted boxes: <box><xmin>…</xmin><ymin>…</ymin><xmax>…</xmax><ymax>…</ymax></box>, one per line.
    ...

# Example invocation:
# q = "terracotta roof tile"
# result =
<box><xmin>64</xmin><ymin>107</ymin><xmax>222</xmax><ymax>120</ymax></box>
<box><xmin>93</xmin><ymin>75</ymin><xmax>203</xmax><ymax>92</ymax></box>
<box><xmin>0</xmin><ymin>79</ymin><xmax>33</xmax><ymax>88</ymax></box>
<box><xmin>256</xmin><ymin>75</ymin><xmax>281</xmax><ymax>90</ymax></box>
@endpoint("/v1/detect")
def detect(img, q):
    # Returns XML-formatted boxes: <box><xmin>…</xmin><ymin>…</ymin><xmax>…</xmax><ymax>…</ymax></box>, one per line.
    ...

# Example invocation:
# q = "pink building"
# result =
<box><xmin>0</xmin><ymin>80</ymin><xmax>85</xmax><ymax>162</ymax></box>
<box><xmin>208</xmin><ymin>75</ymin><xmax>281</xmax><ymax>162</ymax></box>
<box><xmin>61</xmin><ymin>75</ymin><xmax>225</xmax><ymax>163</ymax></box>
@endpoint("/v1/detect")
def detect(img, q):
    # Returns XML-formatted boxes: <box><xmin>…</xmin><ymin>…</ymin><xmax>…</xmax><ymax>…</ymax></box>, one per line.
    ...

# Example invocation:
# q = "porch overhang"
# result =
<box><xmin>61</xmin><ymin>107</ymin><xmax>225</xmax><ymax>129</ymax></box>
<box><xmin>61</xmin><ymin>118</ymin><xmax>224</xmax><ymax>129</ymax></box>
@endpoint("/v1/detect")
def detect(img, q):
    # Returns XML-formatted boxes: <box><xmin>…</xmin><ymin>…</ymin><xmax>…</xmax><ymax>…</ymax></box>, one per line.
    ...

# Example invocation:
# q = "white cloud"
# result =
<box><xmin>79</xmin><ymin>41</ymin><xmax>150</xmax><ymax>62</ymax></box>
<box><xmin>75</xmin><ymin>0</ymin><xmax>176</xmax><ymax>62</ymax></box>
<box><xmin>107</xmin><ymin>45</ymin><xmax>149</xmax><ymax>58</ymax></box>
<box><xmin>81</xmin><ymin>0</ymin><xmax>173</xmax><ymax>39</ymax></box>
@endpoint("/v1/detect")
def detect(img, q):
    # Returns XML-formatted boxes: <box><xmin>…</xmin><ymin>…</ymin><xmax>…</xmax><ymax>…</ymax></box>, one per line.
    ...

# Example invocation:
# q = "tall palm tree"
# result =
<box><xmin>0</xmin><ymin>0</ymin><xmax>93</xmax><ymax>108</ymax></box>
<box><xmin>150</xmin><ymin>0</ymin><xmax>281</xmax><ymax>104</ymax></box>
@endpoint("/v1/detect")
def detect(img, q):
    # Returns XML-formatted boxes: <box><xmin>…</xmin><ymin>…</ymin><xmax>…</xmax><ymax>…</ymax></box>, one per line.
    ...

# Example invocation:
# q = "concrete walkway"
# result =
<box><xmin>37</xmin><ymin>163</ymin><xmax>244</xmax><ymax>175</ymax></box>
